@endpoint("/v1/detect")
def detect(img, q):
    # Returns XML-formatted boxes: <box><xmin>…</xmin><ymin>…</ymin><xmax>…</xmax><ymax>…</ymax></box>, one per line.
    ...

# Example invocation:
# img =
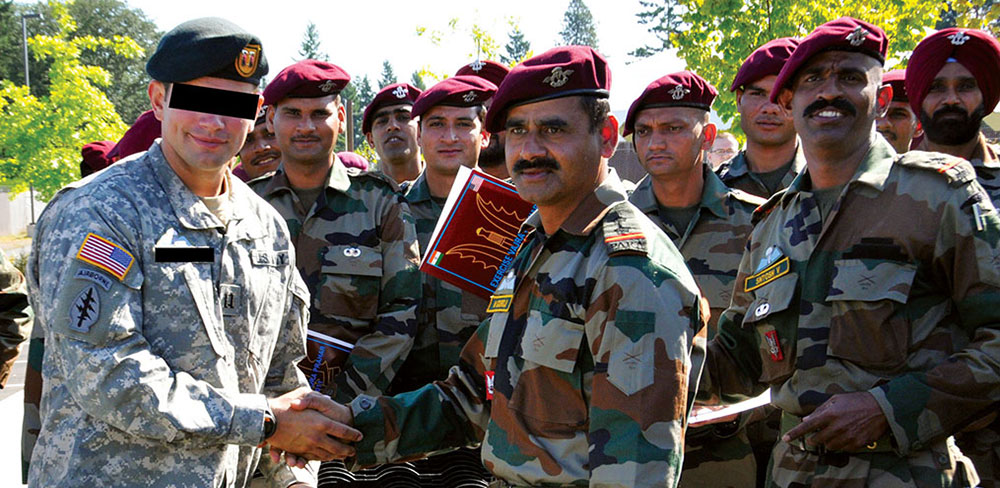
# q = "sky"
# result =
<box><xmin>127</xmin><ymin>0</ymin><xmax>690</xmax><ymax>114</ymax></box>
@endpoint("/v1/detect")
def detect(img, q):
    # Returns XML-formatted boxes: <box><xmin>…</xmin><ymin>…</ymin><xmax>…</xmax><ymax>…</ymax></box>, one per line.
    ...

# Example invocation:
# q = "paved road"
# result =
<box><xmin>0</xmin><ymin>345</ymin><xmax>28</xmax><ymax>486</ymax></box>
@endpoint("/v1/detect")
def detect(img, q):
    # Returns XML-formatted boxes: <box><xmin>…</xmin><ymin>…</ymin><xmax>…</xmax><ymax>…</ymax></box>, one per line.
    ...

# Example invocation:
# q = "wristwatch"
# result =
<box><xmin>262</xmin><ymin>405</ymin><xmax>277</xmax><ymax>441</ymax></box>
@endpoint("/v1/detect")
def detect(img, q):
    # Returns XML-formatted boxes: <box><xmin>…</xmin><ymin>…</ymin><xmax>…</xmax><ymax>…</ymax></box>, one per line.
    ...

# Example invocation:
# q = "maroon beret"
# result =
<box><xmin>411</xmin><ymin>76</ymin><xmax>498</xmax><ymax>119</ymax></box>
<box><xmin>361</xmin><ymin>83</ymin><xmax>421</xmax><ymax>134</ymax></box>
<box><xmin>81</xmin><ymin>140</ymin><xmax>115</xmax><ymax>173</ymax></box>
<box><xmin>337</xmin><ymin>151</ymin><xmax>370</xmax><ymax>171</ymax></box>
<box><xmin>623</xmin><ymin>71</ymin><xmax>718</xmax><ymax>136</ymax></box>
<box><xmin>107</xmin><ymin>110</ymin><xmax>161</xmax><ymax>161</ymax></box>
<box><xmin>263</xmin><ymin>59</ymin><xmax>350</xmax><ymax>106</ymax></box>
<box><xmin>906</xmin><ymin>28</ymin><xmax>1000</xmax><ymax>114</ymax></box>
<box><xmin>485</xmin><ymin>45</ymin><xmax>611</xmax><ymax>132</ymax></box>
<box><xmin>771</xmin><ymin>17</ymin><xmax>888</xmax><ymax>102</ymax></box>
<box><xmin>730</xmin><ymin>37</ymin><xmax>800</xmax><ymax>92</ymax></box>
<box><xmin>883</xmin><ymin>69</ymin><xmax>908</xmax><ymax>102</ymax></box>
<box><xmin>232</xmin><ymin>163</ymin><xmax>251</xmax><ymax>182</ymax></box>
<box><xmin>455</xmin><ymin>59</ymin><xmax>510</xmax><ymax>88</ymax></box>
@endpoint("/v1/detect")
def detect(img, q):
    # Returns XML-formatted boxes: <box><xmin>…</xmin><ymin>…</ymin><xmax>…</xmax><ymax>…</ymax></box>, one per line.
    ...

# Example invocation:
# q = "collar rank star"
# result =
<box><xmin>392</xmin><ymin>85</ymin><xmax>409</xmax><ymax>99</ymax></box>
<box><xmin>669</xmin><ymin>84</ymin><xmax>690</xmax><ymax>100</ymax></box>
<box><xmin>846</xmin><ymin>26</ymin><xmax>869</xmax><ymax>46</ymax></box>
<box><xmin>543</xmin><ymin>67</ymin><xmax>573</xmax><ymax>88</ymax></box>
<box><xmin>319</xmin><ymin>80</ymin><xmax>336</xmax><ymax>93</ymax></box>
<box><xmin>948</xmin><ymin>31</ymin><xmax>970</xmax><ymax>46</ymax></box>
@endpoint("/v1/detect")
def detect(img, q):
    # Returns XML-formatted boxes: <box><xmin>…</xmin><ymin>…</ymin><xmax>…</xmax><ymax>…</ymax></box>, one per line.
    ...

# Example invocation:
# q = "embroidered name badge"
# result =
<box><xmin>764</xmin><ymin>330</ymin><xmax>783</xmax><ymax>361</ymax></box>
<box><xmin>76</xmin><ymin>233</ymin><xmax>134</xmax><ymax>281</ymax></box>
<box><xmin>485</xmin><ymin>370</ymin><xmax>495</xmax><ymax>400</ymax></box>
<box><xmin>745</xmin><ymin>256</ymin><xmax>790</xmax><ymax>292</ymax></box>
<box><xmin>487</xmin><ymin>294</ymin><xmax>513</xmax><ymax>313</ymax></box>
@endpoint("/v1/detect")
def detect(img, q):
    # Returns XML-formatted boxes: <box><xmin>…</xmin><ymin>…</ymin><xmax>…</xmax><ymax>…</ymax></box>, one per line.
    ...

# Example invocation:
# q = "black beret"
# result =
<box><xmin>147</xmin><ymin>17</ymin><xmax>268</xmax><ymax>85</ymax></box>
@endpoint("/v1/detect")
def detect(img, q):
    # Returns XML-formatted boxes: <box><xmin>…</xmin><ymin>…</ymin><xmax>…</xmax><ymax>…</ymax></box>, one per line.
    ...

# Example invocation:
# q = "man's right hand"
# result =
<box><xmin>265</xmin><ymin>387</ymin><xmax>361</xmax><ymax>462</ymax></box>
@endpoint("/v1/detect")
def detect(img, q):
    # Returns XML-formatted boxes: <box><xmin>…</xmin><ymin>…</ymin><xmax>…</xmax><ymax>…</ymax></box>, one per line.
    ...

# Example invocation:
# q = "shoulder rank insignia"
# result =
<box><xmin>76</xmin><ymin>233</ymin><xmax>134</xmax><ymax>281</ymax></box>
<box><xmin>896</xmin><ymin>152</ymin><xmax>975</xmax><ymax>187</ymax></box>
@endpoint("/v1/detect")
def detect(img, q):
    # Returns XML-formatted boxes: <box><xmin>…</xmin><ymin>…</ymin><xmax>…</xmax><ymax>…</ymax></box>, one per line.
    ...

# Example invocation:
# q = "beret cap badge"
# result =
<box><xmin>392</xmin><ymin>85</ymin><xmax>409</xmax><ymax>98</ymax></box>
<box><xmin>846</xmin><ymin>27</ymin><xmax>869</xmax><ymax>47</ymax></box>
<box><xmin>470</xmin><ymin>59</ymin><xmax>485</xmax><ymax>72</ymax></box>
<box><xmin>669</xmin><ymin>84</ymin><xmax>690</xmax><ymax>100</ymax></box>
<box><xmin>543</xmin><ymin>67</ymin><xmax>574</xmax><ymax>88</ymax></box>
<box><xmin>949</xmin><ymin>31</ymin><xmax>970</xmax><ymax>46</ymax></box>
<box><xmin>463</xmin><ymin>91</ymin><xmax>477</xmax><ymax>102</ymax></box>
<box><xmin>235</xmin><ymin>44</ymin><xmax>260</xmax><ymax>78</ymax></box>
<box><xmin>318</xmin><ymin>80</ymin><xmax>336</xmax><ymax>93</ymax></box>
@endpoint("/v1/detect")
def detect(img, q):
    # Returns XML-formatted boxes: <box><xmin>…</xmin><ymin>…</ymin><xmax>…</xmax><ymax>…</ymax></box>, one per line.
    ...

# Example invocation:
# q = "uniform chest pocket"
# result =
<box><xmin>826</xmin><ymin>259</ymin><xmax>916</xmax><ymax>371</ymax></box>
<box><xmin>742</xmin><ymin>273</ymin><xmax>798</xmax><ymax>384</ymax></box>
<box><xmin>509</xmin><ymin>309</ymin><xmax>587</xmax><ymax>427</ymax></box>
<box><xmin>319</xmin><ymin>245</ymin><xmax>383</xmax><ymax>321</ymax></box>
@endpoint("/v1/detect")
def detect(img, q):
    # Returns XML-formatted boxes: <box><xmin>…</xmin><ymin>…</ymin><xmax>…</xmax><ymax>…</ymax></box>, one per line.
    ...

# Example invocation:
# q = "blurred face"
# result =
<box><xmin>366</xmin><ymin>103</ymin><xmax>419</xmax><ymax>165</ymax></box>
<box><xmin>876</xmin><ymin>101</ymin><xmax>920</xmax><ymax>153</ymax></box>
<box><xmin>633</xmin><ymin>106</ymin><xmax>716</xmax><ymax>179</ymax></box>
<box><xmin>238</xmin><ymin>121</ymin><xmax>281</xmax><ymax>179</ymax></box>
<box><xmin>418</xmin><ymin>105</ymin><xmax>488</xmax><ymax>177</ymax></box>
<box><xmin>707</xmin><ymin>135</ymin><xmax>738</xmax><ymax>167</ymax></box>
<box><xmin>504</xmin><ymin>96</ymin><xmax>616</xmax><ymax>209</ymax></box>
<box><xmin>268</xmin><ymin>94</ymin><xmax>344</xmax><ymax>167</ymax></box>
<box><xmin>737</xmin><ymin>75</ymin><xmax>796</xmax><ymax>147</ymax></box>
<box><xmin>151</xmin><ymin>77</ymin><xmax>257</xmax><ymax>174</ymax></box>
<box><xmin>780</xmin><ymin>51</ymin><xmax>888</xmax><ymax>153</ymax></box>
<box><xmin>919</xmin><ymin>62</ymin><xmax>985</xmax><ymax>146</ymax></box>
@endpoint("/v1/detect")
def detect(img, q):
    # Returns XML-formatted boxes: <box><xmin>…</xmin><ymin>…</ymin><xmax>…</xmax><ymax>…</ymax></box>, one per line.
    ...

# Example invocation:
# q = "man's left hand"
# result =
<box><xmin>782</xmin><ymin>391</ymin><xmax>889</xmax><ymax>452</ymax></box>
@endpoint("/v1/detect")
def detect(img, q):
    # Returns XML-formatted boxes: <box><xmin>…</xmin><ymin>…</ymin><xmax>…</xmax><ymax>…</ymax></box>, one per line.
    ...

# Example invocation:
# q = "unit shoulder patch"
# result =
<box><xmin>602</xmin><ymin>202</ymin><xmax>648</xmax><ymax>256</ymax></box>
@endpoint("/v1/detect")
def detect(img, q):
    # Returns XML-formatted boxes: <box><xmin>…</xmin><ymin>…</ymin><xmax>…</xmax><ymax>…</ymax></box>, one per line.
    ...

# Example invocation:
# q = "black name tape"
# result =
<box><xmin>155</xmin><ymin>246</ymin><xmax>214</xmax><ymax>263</ymax></box>
<box><xmin>168</xmin><ymin>83</ymin><xmax>261</xmax><ymax>120</ymax></box>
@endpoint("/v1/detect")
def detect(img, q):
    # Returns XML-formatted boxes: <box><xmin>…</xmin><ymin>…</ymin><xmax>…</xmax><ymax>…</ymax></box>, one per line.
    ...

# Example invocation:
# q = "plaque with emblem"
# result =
<box><xmin>420</xmin><ymin>166</ymin><xmax>536</xmax><ymax>298</ymax></box>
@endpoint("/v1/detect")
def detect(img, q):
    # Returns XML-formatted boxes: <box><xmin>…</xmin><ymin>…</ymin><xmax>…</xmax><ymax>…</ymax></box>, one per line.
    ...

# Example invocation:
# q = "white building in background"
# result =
<box><xmin>0</xmin><ymin>187</ymin><xmax>45</xmax><ymax>236</ymax></box>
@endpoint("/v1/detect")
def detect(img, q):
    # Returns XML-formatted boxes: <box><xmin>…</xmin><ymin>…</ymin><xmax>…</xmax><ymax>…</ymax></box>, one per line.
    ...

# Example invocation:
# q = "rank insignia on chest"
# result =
<box><xmin>485</xmin><ymin>370</ymin><xmax>495</xmax><ymax>400</ymax></box>
<box><xmin>487</xmin><ymin>294</ymin><xmax>513</xmax><ymax>313</ymax></box>
<box><xmin>745</xmin><ymin>256</ymin><xmax>790</xmax><ymax>292</ymax></box>
<box><xmin>764</xmin><ymin>330</ymin><xmax>783</xmax><ymax>361</ymax></box>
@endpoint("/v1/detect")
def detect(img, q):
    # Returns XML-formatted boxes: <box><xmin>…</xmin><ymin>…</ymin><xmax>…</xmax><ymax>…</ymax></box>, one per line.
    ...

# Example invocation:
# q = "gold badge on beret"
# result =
<box><xmin>236</xmin><ymin>44</ymin><xmax>261</xmax><ymax>78</ymax></box>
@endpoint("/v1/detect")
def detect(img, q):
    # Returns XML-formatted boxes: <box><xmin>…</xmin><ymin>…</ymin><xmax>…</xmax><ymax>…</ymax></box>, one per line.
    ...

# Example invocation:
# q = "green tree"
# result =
<box><xmin>298</xmin><ymin>21</ymin><xmax>329</xmax><ymax>61</ymax></box>
<box><xmin>0</xmin><ymin>1</ymin><xmax>140</xmax><ymax>200</ymax></box>
<box><xmin>410</xmin><ymin>70</ymin><xmax>426</xmax><ymax>90</ymax></box>
<box><xmin>629</xmin><ymin>0</ymin><xmax>684</xmax><ymax>57</ymax></box>
<box><xmin>378</xmin><ymin>60</ymin><xmax>396</xmax><ymax>89</ymax></box>
<box><xmin>416</xmin><ymin>16</ymin><xmax>503</xmax><ymax>80</ymax></box>
<box><xmin>500</xmin><ymin>21</ymin><xmax>532</xmax><ymax>65</ymax></box>
<box><xmin>938</xmin><ymin>0</ymin><xmax>1000</xmax><ymax>35</ymax></box>
<box><xmin>559</xmin><ymin>0</ymin><xmax>599</xmax><ymax>49</ymax></box>
<box><xmin>633</xmin><ymin>0</ymin><xmax>939</xmax><ymax>128</ymax></box>
<box><xmin>0</xmin><ymin>0</ymin><xmax>158</xmax><ymax>124</ymax></box>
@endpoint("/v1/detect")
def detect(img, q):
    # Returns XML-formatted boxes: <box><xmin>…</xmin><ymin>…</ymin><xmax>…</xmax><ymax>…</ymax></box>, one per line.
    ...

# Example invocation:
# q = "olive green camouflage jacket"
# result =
<box><xmin>716</xmin><ymin>144</ymin><xmax>807</xmax><ymax>199</ymax></box>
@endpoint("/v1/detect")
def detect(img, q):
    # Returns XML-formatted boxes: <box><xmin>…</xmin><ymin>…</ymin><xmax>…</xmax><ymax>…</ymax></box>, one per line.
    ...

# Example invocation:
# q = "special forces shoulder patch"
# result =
<box><xmin>69</xmin><ymin>285</ymin><xmax>101</xmax><ymax>334</ymax></box>
<box><xmin>76</xmin><ymin>233</ymin><xmax>134</xmax><ymax>281</ymax></box>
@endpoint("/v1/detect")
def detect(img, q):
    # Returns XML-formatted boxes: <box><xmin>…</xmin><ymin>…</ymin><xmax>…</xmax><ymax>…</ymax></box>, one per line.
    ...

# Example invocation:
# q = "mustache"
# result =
<box><xmin>803</xmin><ymin>98</ymin><xmax>857</xmax><ymax>118</ymax></box>
<box><xmin>512</xmin><ymin>157</ymin><xmax>560</xmax><ymax>174</ymax></box>
<box><xmin>930</xmin><ymin>105</ymin><xmax>971</xmax><ymax>122</ymax></box>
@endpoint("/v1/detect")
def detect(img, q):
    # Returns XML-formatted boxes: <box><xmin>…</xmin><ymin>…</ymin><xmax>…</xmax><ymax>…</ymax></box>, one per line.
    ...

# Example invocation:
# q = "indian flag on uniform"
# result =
<box><xmin>430</xmin><ymin>250</ymin><xmax>445</xmax><ymax>266</ymax></box>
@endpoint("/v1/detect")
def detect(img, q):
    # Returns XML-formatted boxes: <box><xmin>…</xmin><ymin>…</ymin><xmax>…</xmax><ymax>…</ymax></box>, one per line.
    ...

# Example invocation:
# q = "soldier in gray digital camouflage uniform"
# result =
<box><xmin>26</xmin><ymin>18</ymin><xmax>359</xmax><ymax>488</ymax></box>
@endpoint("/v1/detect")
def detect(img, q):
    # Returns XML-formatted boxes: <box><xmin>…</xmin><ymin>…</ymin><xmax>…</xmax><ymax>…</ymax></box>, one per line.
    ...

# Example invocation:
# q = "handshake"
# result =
<box><xmin>263</xmin><ymin>387</ymin><xmax>362</xmax><ymax>468</ymax></box>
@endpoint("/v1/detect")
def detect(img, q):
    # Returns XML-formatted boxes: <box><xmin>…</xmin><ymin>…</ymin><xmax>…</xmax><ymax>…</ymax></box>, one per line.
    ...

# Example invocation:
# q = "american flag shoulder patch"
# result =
<box><xmin>76</xmin><ymin>233</ymin><xmax>135</xmax><ymax>281</ymax></box>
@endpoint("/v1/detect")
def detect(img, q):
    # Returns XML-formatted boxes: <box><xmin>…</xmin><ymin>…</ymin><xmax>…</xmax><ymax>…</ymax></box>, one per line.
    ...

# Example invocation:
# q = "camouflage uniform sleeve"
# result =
<box><xmin>334</xmin><ymin>196</ymin><xmax>422</xmax><ymax>402</ymax></box>
<box><xmin>258</xmin><ymin>266</ymin><xmax>318</xmax><ymax>487</ymax></box>
<box><xmin>698</xmin><ymin>245</ymin><xmax>767</xmax><ymax>405</ymax></box>
<box><xmin>347</xmin><ymin>318</ymin><xmax>491</xmax><ymax>467</ymax></box>
<box><xmin>870</xmin><ymin>184</ymin><xmax>1000</xmax><ymax>454</ymax></box>
<box><xmin>36</xmin><ymin>197</ymin><xmax>269</xmax><ymax>448</ymax></box>
<box><xmin>0</xmin><ymin>249</ymin><xmax>32</xmax><ymax>388</ymax></box>
<box><xmin>586</xmin><ymin>253</ymin><xmax>703</xmax><ymax>488</ymax></box>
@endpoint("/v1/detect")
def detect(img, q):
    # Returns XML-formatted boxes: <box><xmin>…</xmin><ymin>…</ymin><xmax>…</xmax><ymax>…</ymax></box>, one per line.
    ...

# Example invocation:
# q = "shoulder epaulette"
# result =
<box><xmin>895</xmin><ymin>151</ymin><xmax>976</xmax><ymax>187</ymax></box>
<box><xmin>729</xmin><ymin>188</ymin><xmax>767</xmax><ymax>208</ymax></box>
<box><xmin>351</xmin><ymin>169</ymin><xmax>402</xmax><ymax>192</ymax></box>
<box><xmin>602</xmin><ymin>201</ymin><xmax>648</xmax><ymax>256</ymax></box>
<box><xmin>751</xmin><ymin>190</ymin><xmax>786</xmax><ymax>226</ymax></box>
<box><xmin>245</xmin><ymin>170</ymin><xmax>276</xmax><ymax>189</ymax></box>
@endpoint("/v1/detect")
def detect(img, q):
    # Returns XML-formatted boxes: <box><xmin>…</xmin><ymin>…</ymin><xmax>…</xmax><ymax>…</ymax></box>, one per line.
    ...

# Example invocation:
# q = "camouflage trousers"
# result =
<box><xmin>954</xmin><ymin>418</ymin><xmax>1000</xmax><ymax>488</ymax></box>
<box><xmin>680</xmin><ymin>423</ymin><xmax>756</xmax><ymax>488</ymax></box>
<box><xmin>766</xmin><ymin>437</ymin><xmax>979</xmax><ymax>487</ymax></box>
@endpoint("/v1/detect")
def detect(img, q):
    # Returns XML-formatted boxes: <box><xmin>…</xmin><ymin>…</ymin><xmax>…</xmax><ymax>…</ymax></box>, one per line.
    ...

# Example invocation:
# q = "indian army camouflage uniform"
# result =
<box><xmin>699</xmin><ymin>138</ymin><xmax>1000</xmax><ymax>487</ymax></box>
<box><xmin>716</xmin><ymin>145</ymin><xmax>808</xmax><ymax>198</ymax></box>
<box><xmin>946</xmin><ymin>134</ymin><xmax>1000</xmax><ymax>488</ymax></box>
<box><xmin>27</xmin><ymin>142</ymin><xmax>312</xmax><ymax>487</ymax></box>
<box><xmin>629</xmin><ymin>165</ymin><xmax>766</xmax><ymax>488</ymax></box>
<box><xmin>250</xmin><ymin>156</ymin><xmax>421</xmax><ymax>404</ymax></box>
<box><xmin>377</xmin><ymin>171</ymin><xmax>495</xmax><ymax>485</ymax></box>
<box><xmin>0</xmin><ymin>248</ymin><xmax>31</xmax><ymax>389</ymax></box>
<box><xmin>347</xmin><ymin>170</ymin><xmax>709</xmax><ymax>487</ymax></box>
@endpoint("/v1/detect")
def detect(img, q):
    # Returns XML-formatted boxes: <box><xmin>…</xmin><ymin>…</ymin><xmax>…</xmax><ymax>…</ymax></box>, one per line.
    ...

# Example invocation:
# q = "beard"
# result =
<box><xmin>920</xmin><ymin>104</ymin><xmax>986</xmax><ymax>146</ymax></box>
<box><xmin>478</xmin><ymin>134</ymin><xmax>505</xmax><ymax>168</ymax></box>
